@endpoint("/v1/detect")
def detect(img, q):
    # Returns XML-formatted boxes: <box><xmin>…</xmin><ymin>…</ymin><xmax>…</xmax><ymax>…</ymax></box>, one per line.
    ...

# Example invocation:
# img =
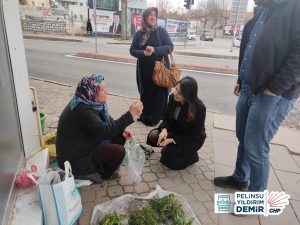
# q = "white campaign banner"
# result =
<box><xmin>90</xmin><ymin>9</ymin><xmax>115</xmax><ymax>33</ymax></box>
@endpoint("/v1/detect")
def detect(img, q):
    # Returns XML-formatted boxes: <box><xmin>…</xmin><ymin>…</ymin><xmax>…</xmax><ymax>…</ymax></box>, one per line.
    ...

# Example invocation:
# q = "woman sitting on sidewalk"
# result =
<box><xmin>56</xmin><ymin>74</ymin><xmax>143</xmax><ymax>183</ymax></box>
<box><xmin>146</xmin><ymin>77</ymin><xmax>206</xmax><ymax>170</ymax></box>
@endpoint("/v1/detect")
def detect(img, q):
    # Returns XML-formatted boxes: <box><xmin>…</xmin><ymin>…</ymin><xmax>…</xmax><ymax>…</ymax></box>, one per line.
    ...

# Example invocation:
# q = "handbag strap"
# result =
<box><xmin>64</xmin><ymin>161</ymin><xmax>72</xmax><ymax>179</ymax></box>
<box><xmin>155</xmin><ymin>29</ymin><xmax>176</xmax><ymax>67</ymax></box>
<box><xmin>167</xmin><ymin>45</ymin><xmax>176</xmax><ymax>67</ymax></box>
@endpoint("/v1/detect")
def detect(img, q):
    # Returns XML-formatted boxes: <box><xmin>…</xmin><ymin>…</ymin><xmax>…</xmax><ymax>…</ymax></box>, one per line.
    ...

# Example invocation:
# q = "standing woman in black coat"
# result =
<box><xmin>147</xmin><ymin>77</ymin><xmax>207</xmax><ymax>170</ymax></box>
<box><xmin>130</xmin><ymin>7</ymin><xmax>174</xmax><ymax>126</ymax></box>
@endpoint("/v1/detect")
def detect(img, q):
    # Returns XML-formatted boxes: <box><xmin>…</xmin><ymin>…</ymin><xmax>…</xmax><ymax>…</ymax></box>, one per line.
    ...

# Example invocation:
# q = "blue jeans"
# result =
<box><xmin>232</xmin><ymin>92</ymin><xmax>296</xmax><ymax>191</ymax></box>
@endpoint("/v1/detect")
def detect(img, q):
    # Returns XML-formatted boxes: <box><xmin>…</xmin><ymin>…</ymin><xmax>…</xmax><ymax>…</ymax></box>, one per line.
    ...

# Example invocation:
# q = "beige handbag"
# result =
<box><xmin>152</xmin><ymin>45</ymin><xmax>181</xmax><ymax>88</ymax></box>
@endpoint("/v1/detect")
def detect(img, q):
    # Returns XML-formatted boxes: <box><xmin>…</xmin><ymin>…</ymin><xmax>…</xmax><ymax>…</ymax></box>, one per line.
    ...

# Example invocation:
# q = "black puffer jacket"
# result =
<box><xmin>238</xmin><ymin>0</ymin><xmax>300</xmax><ymax>99</ymax></box>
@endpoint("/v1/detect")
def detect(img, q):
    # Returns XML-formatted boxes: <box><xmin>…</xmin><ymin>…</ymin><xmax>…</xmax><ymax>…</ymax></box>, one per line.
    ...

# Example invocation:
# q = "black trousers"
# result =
<box><xmin>147</xmin><ymin>128</ymin><xmax>204</xmax><ymax>170</ymax></box>
<box><xmin>94</xmin><ymin>133</ymin><xmax>126</xmax><ymax>179</ymax></box>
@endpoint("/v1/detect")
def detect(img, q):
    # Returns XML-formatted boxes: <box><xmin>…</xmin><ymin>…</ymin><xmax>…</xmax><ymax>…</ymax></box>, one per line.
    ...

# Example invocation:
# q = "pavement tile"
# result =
<box><xmin>275</xmin><ymin>170</ymin><xmax>300</xmax><ymax>201</ymax></box>
<box><xmin>292</xmin><ymin>155</ymin><xmax>300</xmax><ymax>168</ymax></box>
<box><xmin>290</xmin><ymin>200</ymin><xmax>300</xmax><ymax>223</ymax></box>
<box><xmin>79</xmin><ymin>189</ymin><xmax>95</xmax><ymax>202</ymax></box>
<box><xmin>172</xmin><ymin>183</ymin><xmax>193</xmax><ymax>195</ymax></box>
<box><xmin>142</xmin><ymin>173</ymin><xmax>157</xmax><ymax>182</ymax></box>
<box><xmin>199</xmin><ymin>180</ymin><xmax>216</xmax><ymax>191</ymax></box>
<box><xmin>182</xmin><ymin>174</ymin><xmax>198</xmax><ymax>184</ymax></box>
<box><xmin>267</xmin><ymin>166</ymin><xmax>283</xmax><ymax>192</ymax></box>
<box><xmin>259</xmin><ymin>204</ymin><xmax>300</xmax><ymax>225</ymax></box>
<box><xmin>150</xmin><ymin>164</ymin><xmax>165</xmax><ymax>173</ymax></box>
<box><xmin>78</xmin><ymin>209</ymin><xmax>92</xmax><ymax>225</ymax></box>
<box><xmin>270</xmin><ymin>144</ymin><xmax>300</xmax><ymax>173</ymax></box>
<box><xmin>165</xmin><ymin>170</ymin><xmax>181</xmax><ymax>178</ymax></box>
<box><xmin>214</xmin><ymin>114</ymin><xmax>236</xmax><ymax>131</ymax></box>
<box><xmin>82</xmin><ymin>201</ymin><xmax>94</xmax><ymax>210</ymax></box>
<box><xmin>203</xmin><ymin>171</ymin><xmax>215</xmax><ymax>181</ymax></box>
<box><xmin>187</xmin><ymin>165</ymin><xmax>202</xmax><ymax>175</ymax></box>
<box><xmin>96</xmin><ymin>189</ymin><xmax>107</xmax><ymax>198</ymax></box>
<box><xmin>91</xmin><ymin>183</ymin><xmax>107</xmax><ymax>190</ymax></box>
<box><xmin>157</xmin><ymin>178</ymin><xmax>175</xmax><ymax>190</ymax></box>
<box><xmin>203</xmin><ymin>200</ymin><xmax>215</xmax><ymax>212</ymax></box>
<box><xmin>123</xmin><ymin>185</ymin><xmax>134</xmax><ymax>193</ymax></box>
<box><xmin>93</xmin><ymin>196</ymin><xmax>110</xmax><ymax>205</ymax></box>
<box><xmin>133</xmin><ymin>182</ymin><xmax>149</xmax><ymax>194</ymax></box>
<box><xmin>213</xmin><ymin>138</ymin><xmax>237</xmax><ymax>167</ymax></box>
<box><xmin>218</xmin><ymin>214</ymin><xmax>259</xmax><ymax>225</ymax></box>
<box><xmin>107</xmin><ymin>185</ymin><xmax>124</xmax><ymax>197</ymax></box>
<box><xmin>208</xmin><ymin>211</ymin><xmax>219</xmax><ymax>224</ymax></box>
<box><xmin>198</xmin><ymin>214</ymin><xmax>216</xmax><ymax>225</ymax></box>
<box><xmin>184</xmin><ymin>193</ymin><xmax>198</xmax><ymax>203</ymax></box>
<box><xmin>189</xmin><ymin>201</ymin><xmax>208</xmax><ymax>216</ymax></box>
<box><xmin>193</xmin><ymin>190</ymin><xmax>211</xmax><ymax>202</ymax></box>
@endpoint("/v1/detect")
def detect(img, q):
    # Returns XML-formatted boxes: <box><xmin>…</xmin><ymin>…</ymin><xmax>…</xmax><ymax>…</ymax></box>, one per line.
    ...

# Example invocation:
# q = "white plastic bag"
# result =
<box><xmin>123</xmin><ymin>138</ymin><xmax>145</xmax><ymax>183</ymax></box>
<box><xmin>37</xmin><ymin>161</ymin><xmax>83</xmax><ymax>225</ymax></box>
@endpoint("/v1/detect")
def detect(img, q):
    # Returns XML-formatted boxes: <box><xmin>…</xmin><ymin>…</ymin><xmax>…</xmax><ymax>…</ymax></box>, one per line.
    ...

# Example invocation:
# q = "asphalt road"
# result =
<box><xmin>24</xmin><ymin>38</ymin><xmax>300</xmax><ymax>119</ymax></box>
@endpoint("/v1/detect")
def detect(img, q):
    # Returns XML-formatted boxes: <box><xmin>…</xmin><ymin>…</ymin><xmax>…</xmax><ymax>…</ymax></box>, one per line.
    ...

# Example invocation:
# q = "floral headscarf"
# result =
<box><xmin>70</xmin><ymin>74</ymin><xmax>109</xmax><ymax>123</ymax></box>
<box><xmin>140</xmin><ymin>7</ymin><xmax>158</xmax><ymax>47</ymax></box>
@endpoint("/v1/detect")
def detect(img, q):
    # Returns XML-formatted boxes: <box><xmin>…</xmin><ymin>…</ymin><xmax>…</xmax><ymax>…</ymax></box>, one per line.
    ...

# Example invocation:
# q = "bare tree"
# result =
<box><xmin>156</xmin><ymin>0</ymin><xmax>172</xmax><ymax>18</ymax></box>
<box><xmin>197</xmin><ymin>0</ymin><xmax>230</xmax><ymax>29</ymax></box>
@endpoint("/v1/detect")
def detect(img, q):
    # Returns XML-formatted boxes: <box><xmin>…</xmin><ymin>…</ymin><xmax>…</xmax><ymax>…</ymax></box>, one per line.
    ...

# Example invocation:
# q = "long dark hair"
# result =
<box><xmin>178</xmin><ymin>76</ymin><xmax>200</xmax><ymax>121</ymax></box>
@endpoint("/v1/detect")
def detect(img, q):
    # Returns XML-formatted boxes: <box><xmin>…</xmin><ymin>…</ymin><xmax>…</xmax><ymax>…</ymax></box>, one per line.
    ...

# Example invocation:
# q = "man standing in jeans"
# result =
<box><xmin>214</xmin><ymin>0</ymin><xmax>300</xmax><ymax>192</ymax></box>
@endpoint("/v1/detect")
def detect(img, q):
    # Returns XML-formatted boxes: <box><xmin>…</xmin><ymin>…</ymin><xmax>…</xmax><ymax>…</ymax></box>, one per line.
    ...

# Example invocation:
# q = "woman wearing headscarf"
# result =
<box><xmin>146</xmin><ymin>77</ymin><xmax>207</xmax><ymax>170</ymax></box>
<box><xmin>56</xmin><ymin>74</ymin><xmax>143</xmax><ymax>183</ymax></box>
<box><xmin>130</xmin><ymin>7</ymin><xmax>174</xmax><ymax>126</ymax></box>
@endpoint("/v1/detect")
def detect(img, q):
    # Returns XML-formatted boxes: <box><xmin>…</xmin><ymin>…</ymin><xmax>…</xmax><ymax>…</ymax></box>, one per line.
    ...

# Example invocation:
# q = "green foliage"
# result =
<box><xmin>101</xmin><ymin>194</ymin><xmax>192</xmax><ymax>225</ymax></box>
<box><xmin>102</xmin><ymin>212</ymin><xmax>122</xmax><ymax>225</ymax></box>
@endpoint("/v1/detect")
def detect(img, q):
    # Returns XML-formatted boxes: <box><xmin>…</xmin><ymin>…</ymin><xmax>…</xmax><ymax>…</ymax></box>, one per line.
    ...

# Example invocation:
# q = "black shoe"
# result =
<box><xmin>106</xmin><ymin>171</ymin><xmax>121</xmax><ymax>181</ymax></box>
<box><xmin>214</xmin><ymin>176</ymin><xmax>248</xmax><ymax>191</ymax></box>
<box><xmin>74</xmin><ymin>173</ymin><xmax>103</xmax><ymax>184</ymax></box>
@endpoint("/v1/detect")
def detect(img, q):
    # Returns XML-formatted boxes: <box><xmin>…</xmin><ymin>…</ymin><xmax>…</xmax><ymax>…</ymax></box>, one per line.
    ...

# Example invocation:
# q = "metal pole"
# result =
<box><xmin>183</xmin><ymin>1</ymin><xmax>192</xmax><ymax>49</ymax></box>
<box><xmin>230</xmin><ymin>0</ymin><xmax>241</xmax><ymax>52</ymax></box>
<box><xmin>93</xmin><ymin>0</ymin><xmax>98</xmax><ymax>53</ymax></box>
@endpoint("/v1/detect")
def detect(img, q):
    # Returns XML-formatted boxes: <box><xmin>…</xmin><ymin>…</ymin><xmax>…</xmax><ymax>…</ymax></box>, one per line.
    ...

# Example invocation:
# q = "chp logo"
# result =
<box><xmin>234</xmin><ymin>191</ymin><xmax>290</xmax><ymax>216</ymax></box>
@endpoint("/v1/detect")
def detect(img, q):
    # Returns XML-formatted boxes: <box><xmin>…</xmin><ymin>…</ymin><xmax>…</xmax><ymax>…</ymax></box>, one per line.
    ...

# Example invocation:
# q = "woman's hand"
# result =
<box><xmin>145</xmin><ymin>46</ymin><xmax>155</xmax><ymax>56</ymax></box>
<box><xmin>129</xmin><ymin>101</ymin><xmax>143</xmax><ymax>117</ymax></box>
<box><xmin>123</xmin><ymin>128</ymin><xmax>134</xmax><ymax>140</ymax></box>
<box><xmin>159</xmin><ymin>138</ymin><xmax>173</xmax><ymax>147</ymax></box>
<box><xmin>144</xmin><ymin>50</ymin><xmax>152</xmax><ymax>56</ymax></box>
<box><xmin>157</xmin><ymin>128</ymin><xmax>168</xmax><ymax>146</ymax></box>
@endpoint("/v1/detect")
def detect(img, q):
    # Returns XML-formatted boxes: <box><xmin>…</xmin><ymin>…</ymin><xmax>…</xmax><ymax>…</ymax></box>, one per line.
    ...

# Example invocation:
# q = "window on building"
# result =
<box><xmin>41</xmin><ymin>3</ymin><xmax>44</xmax><ymax>7</ymax></box>
<box><xmin>32</xmin><ymin>1</ymin><xmax>35</xmax><ymax>6</ymax></box>
<box><xmin>80</xmin><ymin>3</ymin><xmax>83</xmax><ymax>6</ymax></box>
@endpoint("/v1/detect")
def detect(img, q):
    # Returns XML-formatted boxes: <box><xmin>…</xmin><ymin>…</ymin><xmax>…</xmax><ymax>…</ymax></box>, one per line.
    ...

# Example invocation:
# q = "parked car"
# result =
<box><xmin>200</xmin><ymin>31</ymin><xmax>214</xmax><ymax>41</ymax></box>
<box><xmin>187</xmin><ymin>31</ymin><xmax>197</xmax><ymax>40</ymax></box>
<box><xmin>233</xmin><ymin>35</ymin><xmax>242</xmax><ymax>47</ymax></box>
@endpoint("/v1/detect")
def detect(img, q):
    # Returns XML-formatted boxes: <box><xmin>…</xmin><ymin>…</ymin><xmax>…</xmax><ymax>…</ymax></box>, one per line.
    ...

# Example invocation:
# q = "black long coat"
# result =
<box><xmin>158</xmin><ymin>94</ymin><xmax>206</xmax><ymax>170</ymax></box>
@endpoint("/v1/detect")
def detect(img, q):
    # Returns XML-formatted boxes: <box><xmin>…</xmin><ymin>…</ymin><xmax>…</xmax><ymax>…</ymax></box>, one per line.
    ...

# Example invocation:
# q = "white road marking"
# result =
<box><xmin>65</xmin><ymin>54</ymin><xmax>238</xmax><ymax>77</ymax></box>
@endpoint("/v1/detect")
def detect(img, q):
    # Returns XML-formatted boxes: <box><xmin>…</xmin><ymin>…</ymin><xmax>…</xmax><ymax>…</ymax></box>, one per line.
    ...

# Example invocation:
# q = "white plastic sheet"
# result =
<box><xmin>90</xmin><ymin>185</ymin><xmax>201</xmax><ymax>225</ymax></box>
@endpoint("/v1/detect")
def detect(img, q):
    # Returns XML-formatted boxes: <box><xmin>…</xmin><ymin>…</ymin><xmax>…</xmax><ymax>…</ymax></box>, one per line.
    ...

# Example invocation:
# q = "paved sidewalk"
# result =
<box><xmin>30</xmin><ymin>78</ymin><xmax>300</xmax><ymax>225</ymax></box>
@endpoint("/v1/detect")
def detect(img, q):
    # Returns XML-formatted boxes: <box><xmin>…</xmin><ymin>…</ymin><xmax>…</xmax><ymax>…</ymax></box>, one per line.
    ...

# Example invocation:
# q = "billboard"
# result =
<box><xmin>90</xmin><ymin>9</ymin><xmax>122</xmax><ymax>34</ymax></box>
<box><xmin>131</xmin><ymin>13</ymin><xmax>142</xmax><ymax>35</ymax></box>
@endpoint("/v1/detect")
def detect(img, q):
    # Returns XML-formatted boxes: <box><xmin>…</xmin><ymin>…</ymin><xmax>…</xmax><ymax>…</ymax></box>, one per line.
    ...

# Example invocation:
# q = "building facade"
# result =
<box><xmin>228</xmin><ymin>0</ymin><xmax>248</xmax><ymax>26</ymax></box>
